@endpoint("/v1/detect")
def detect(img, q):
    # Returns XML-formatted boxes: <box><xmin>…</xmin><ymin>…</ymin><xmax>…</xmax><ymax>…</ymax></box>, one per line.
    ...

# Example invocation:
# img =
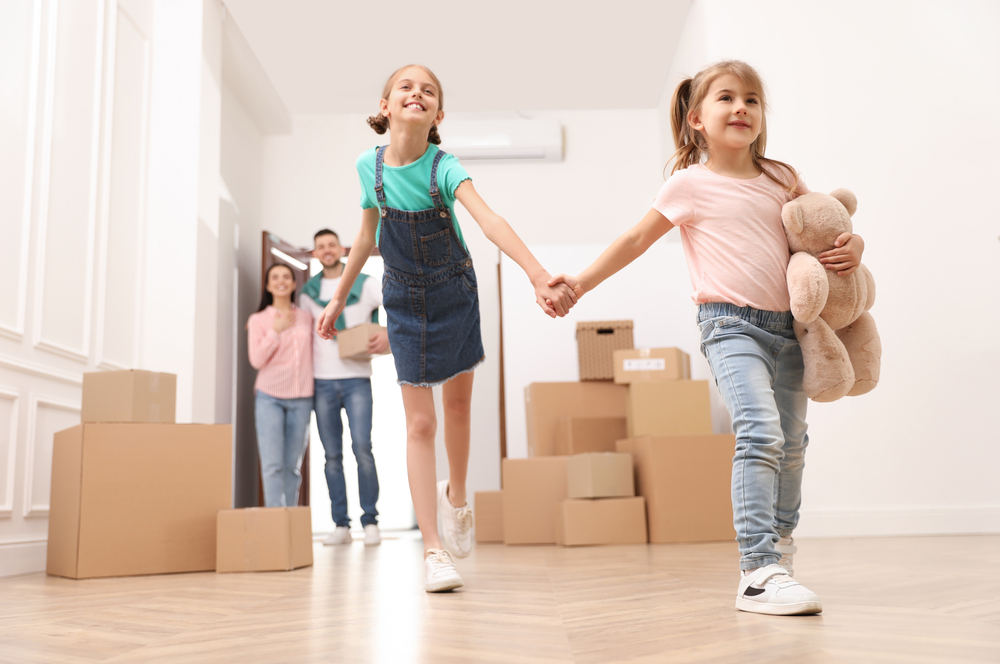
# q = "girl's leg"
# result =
<box><xmin>773</xmin><ymin>333</ymin><xmax>809</xmax><ymax>538</ymax></box>
<box><xmin>400</xmin><ymin>384</ymin><xmax>442</xmax><ymax>552</ymax></box>
<box><xmin>440</xmin><ymin>371</ymin><xmax>474</xmax><ymax>507</ymax></box>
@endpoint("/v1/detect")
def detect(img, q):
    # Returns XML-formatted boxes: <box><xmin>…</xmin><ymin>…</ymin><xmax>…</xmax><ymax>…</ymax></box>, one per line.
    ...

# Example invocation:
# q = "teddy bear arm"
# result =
<box><xmin>787</xmin><ymin>252</ymin><xmax>829</xmax><ymax>323</ymax></box>
<box><xmin>858</xmin><ymin>264</ymin><xmax>876</xmax><ymax>311</ymax></box>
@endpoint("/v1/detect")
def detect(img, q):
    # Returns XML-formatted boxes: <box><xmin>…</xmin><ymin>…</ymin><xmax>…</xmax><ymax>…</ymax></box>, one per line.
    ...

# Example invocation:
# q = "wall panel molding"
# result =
<box><xmin>0</xmin><ymin>354</ymin><xmax>83</xmax><ymax>386</ymax></box>
<box><xmin>0</xmin><ymin>387</ymin><xmax>20</xmax><ymax>517</ymax></box>
<box><xmin>22</xmin><ymin>394</ymin><xmax>79</xmax><ymax>518</ymax></box>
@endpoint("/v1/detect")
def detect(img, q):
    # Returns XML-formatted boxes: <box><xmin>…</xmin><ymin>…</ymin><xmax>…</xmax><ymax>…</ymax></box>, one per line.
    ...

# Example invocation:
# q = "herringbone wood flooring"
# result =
<box><xmin>1</xmin><ymin>534</ymin><xmax>998</xmax><ymax>663</ymax></box>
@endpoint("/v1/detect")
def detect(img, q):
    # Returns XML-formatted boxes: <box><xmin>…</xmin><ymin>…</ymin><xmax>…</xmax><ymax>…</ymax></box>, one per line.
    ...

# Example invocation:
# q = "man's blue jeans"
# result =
<box><xmin>314</xmin><ymin>378</ymin><xmax>379</xmax><ymax>527</ymax></box>
<box><xmin>254</xmin><ymin>390</ymin><xmax>313</xmax><ymax>508</ymax></box>
<box><xmin>698</xmin><ymin>303</ymin><xmax>809</xmax><ymax>571</ymax></box>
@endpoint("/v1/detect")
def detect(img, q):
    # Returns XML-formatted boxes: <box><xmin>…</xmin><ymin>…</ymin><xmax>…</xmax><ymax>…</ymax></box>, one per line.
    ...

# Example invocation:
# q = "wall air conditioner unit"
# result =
<box><xmin>439</xmin><ymin>118</ymin><xmax>563</xmax><ymax>162</ymax></box>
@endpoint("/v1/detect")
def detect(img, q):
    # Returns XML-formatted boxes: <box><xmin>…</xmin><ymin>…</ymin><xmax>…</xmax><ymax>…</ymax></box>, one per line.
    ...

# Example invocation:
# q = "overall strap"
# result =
<box><xmin>374</xmin><ymin>146</ymin><xmax>388</xmax><ymax>218</ymax></box>
<box><xmin>428</xmin><ymin>149</ymin><xmax>450</xmax><ymax>218</ymax></box>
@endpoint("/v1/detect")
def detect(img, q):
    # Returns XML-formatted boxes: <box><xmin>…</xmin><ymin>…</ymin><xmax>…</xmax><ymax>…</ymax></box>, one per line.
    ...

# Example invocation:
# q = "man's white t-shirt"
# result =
<box><xmin>301</xmin><ymin>274</ymin><xmax>383</xmax><ymax>380</ymax></box>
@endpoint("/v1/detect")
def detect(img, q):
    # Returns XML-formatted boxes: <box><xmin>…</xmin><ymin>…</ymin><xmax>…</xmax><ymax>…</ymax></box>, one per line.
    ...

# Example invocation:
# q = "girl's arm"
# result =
<box><xmin>818</xmin><ymin>233</ymin><xmax>865</xmax><ymax>276</ymax></box>
<box><xmin>316</xmin><ymin>207</ymin><xmax>380</xmax><ymax>339</ymax></box>
<box><xmin>548</xmin><ymin>207</ymin><xmax>674</xmax><ymax>297</ymax></box>
<box><xmin>454</xmin><ymin>180</ymin><xmax>576</xmax><ymax>318</ymax></box>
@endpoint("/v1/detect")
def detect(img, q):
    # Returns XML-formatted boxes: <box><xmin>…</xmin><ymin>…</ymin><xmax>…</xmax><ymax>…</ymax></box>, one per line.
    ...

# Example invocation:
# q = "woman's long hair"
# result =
<box><xmin>258</xmin><ymin>263</ymin><xmax>297</xmax><ymax>312</ymax></box>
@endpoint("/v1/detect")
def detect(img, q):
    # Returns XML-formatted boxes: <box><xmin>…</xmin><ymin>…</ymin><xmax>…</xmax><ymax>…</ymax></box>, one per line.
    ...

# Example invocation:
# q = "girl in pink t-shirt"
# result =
<box><xmin>551</xmin><ymin>60</ymin><xmax>864</xmax><ymax>617</ymax></box>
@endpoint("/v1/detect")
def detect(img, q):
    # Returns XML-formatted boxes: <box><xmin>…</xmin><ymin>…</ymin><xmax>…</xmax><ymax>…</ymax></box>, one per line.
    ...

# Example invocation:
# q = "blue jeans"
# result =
<box><xmin>314</xmin><ymin>378</ymin><xmax>379</xmax><ymax>527</ymax></box>
<box><xmin>698</xmin><ymin>303</ymin><xmax>809</xmax><ymax>571</ymax></box>
<box><xmin>254</xmin><ymin>390</ymin><xmax>313</xmax><ymax>508</ymax></box>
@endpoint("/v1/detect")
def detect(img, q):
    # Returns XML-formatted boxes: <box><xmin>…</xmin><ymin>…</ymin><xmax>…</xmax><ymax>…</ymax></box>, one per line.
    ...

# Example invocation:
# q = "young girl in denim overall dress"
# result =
<box><xmin>550</xmin><ymin>61</ymin><xmax>865</xmax><ymax>615</ymax></box>
<box><xmin>317</xmin><ymin>65</ymin><xmax>576</xmax><ymax>592</ymax></box>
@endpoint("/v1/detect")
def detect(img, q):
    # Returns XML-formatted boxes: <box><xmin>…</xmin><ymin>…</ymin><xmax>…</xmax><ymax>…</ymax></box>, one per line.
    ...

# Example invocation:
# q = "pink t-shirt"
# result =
<box><xmin>653</xmin><ymin>163</ymin><xmax>808</xmax><ymax>312</ymax></box>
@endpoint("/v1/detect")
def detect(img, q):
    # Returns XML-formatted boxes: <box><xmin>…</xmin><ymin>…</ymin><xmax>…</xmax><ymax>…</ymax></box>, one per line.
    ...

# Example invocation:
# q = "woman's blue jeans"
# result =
<box><xmin>698</xmin><ymin>303</ymin><xmax>809</xmax><ymax>571</ymax></box>
<box><xmin>314</xmin><ymin>378</ymin><xmax>379</xmax><ymax>527</ymax></box>
<box><xmin>254</xmin><ymin>390</ymin><xmax>313</xmax><ymax>508</ymax></box>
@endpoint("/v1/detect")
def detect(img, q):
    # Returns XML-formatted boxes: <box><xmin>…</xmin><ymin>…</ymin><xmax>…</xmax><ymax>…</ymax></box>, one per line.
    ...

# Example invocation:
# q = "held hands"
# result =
<box><xmin>819</xmin><ymin>233</ymin><xmax>865</xmax><ymax>276</ymax></box>
<box><xmin>533</xmin><ymin>272</ymin><xmax>578</xmax><ymax>318</ymax></box>
<box><xmin>272</xmin><ymin>310</ymin><xmax>296</xmax><ymax>333</ymax></box>
<box><xmin>367</xmin><ymin>328</ymin><xmax>390</xmax><ymax>354</ymax></box>
<box><xmin>315</xmin><ymin>298</ymin><xmax>345</xmax><ymax>340</ymax></box>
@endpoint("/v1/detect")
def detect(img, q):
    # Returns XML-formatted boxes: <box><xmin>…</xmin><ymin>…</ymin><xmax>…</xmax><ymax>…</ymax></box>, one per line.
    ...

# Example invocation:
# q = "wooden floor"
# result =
<box><xmin>1</xmin><ymin>534</ymin><xmax>998</xmax><ymax>663</ymax></box>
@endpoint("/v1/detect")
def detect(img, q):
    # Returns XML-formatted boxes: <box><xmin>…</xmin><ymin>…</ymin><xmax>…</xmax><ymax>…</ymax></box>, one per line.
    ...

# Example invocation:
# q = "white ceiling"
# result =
<box><xmin>222</xmin><ymin>0</ymin><xmax>692</xmax><ymax>114</ymax></box>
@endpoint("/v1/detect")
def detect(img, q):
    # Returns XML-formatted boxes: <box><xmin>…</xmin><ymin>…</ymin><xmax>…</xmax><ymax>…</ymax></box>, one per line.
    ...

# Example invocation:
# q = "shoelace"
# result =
<box><xmin>453</xmin><ymin>506</ymin><xmax>473</xmax><ymax>532</ymax></box>
<box><xmin>426</xmin><ymin>549</ymin><xmax>455</xmax><ymax>567</ymax></box>
<box><xmin>753</xmin><ymin>566</ymin><xmax>798</xmax><ymax>588</ymax></box>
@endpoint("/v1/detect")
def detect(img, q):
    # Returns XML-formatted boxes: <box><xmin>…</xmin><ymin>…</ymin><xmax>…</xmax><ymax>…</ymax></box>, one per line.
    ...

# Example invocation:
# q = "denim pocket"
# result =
<box><xmin>420</xmin><ymin>229</ymin><xmax>452</xmax><ymax>267</ymax></box>
<box><xmin>459</xmin><ymin>270</ymin><xmax>478</xmax><ymax>293</ymax></box>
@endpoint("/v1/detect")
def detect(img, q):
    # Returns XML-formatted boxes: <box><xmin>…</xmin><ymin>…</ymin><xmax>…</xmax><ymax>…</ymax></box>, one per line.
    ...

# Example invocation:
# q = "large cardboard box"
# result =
<box><xmin>337</xmin><ymin>323</ymin><xmax>391</xmax><ymax>360</ymax></box>
<box><xmin>502</xmin><ymin>457</ymin><xmax>568</xmax><ymax>545</ymax></box>
<box><xmin>216</xmin><ymin>507</ymin><xmax>313</xmax><ymax>573</ymax></box>
<box><xmin>556</xmin><ymin>497</ymin><xmax>647</xmax><ymax>546</ymax></box>
<box><xmin>474</xmin><ymin>491</ymin><xmax>504</xmax><ymax>543</ymax></box>
<box><xmin>616</xmin><ymin>435</ymin><xmax>736</xmax><ymax>543</ymax></box>
<box><xmin>567</xmin><ymin>452</ymin><xmax>634</xmax><ymax>499</ymax></box>
<box><xmin>81</xmin><ymin>370</ymin><xmax>176</xmax><ymax>423</ymax></box>
<box><xmin>627</xmin><ymin>380</ymin><xmax>713</xmax><ymax>438</ymax></box>
<box><xmin>576</xmin><ymin>320</ymin><xmax>633</xmax><ymax>380</ymax></box>
<box><xmin>525</xmin><ymin>382</ymin><xmax>628</xmax><ymax>457</ymax></box>
<box><xmin>613</xmin><ymin>348</ymin><xmax>691</xmax><ymax>384</ymax></box>
<box><xmin>554</xmin><ymin>416</ymin><xmax>627</xmax><ymax>456</ymax></box>
<box><xmin>47</xmin><ymin>423</ymin><xmax>232</xmax><ymax>579</ymax></box>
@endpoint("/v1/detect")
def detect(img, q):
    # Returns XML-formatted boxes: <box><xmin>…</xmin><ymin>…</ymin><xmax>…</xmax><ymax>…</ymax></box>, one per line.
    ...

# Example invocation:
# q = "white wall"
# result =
<box><xmin>656</xmin><ymin>0</ymin><xmax>1000</xmax><ymax>536</ymax></box>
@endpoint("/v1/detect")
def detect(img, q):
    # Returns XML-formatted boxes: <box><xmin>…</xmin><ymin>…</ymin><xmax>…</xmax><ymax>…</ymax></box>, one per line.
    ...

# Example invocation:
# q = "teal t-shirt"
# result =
<box><xmin>357</xmin><ymin>144</ymin><xmax>472</xmax><ymax>248</ymax></box>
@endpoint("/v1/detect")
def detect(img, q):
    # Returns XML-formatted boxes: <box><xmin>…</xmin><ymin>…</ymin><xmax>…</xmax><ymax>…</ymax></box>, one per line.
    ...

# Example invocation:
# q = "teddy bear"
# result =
<box><xmin>782</xmin><ymin>189</ymin><xmax>881</xmax><ymax>402</ymax></box>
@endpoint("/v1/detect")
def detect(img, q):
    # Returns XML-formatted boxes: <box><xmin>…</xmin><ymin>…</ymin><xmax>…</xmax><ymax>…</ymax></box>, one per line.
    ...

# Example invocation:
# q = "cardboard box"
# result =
<box><xmin>627</xmin><ymin>380</ymin><xmax>713</xmax><ymax>438</ymax></box>
<box><xmin>576</xmin><ymin>320</ymin><xmax>634</xmax><ymax>380</ymax></box>
<box><xmin>474</xmin><ymin>491</ymin><xmax>504</xmax><ymax>543</ymax></box>
<box><xmin>502</xmin><ymin>457</ymin><xmax>568</xmax><ymax>545</ymax></box>
<box><xmin>554</xmin><ymin>416</ymin><xmax>627</xmax><ymax>456</ymax></box>
<box><xmin>81</xmin><ymin>370</ymin><xmax>176</xmax><ymax>423</ymax></box>
<box><xmin>616</xmin><ymin>435</ymin><xmax>736</xmax><ymax>543</ymax></box>
<box><xmin>556</xmin><ymin>497</ymin><xmax>648</xmax><ymax>546</ymax></box>
<box><xmin>216</xmin><ymin>507</ymin><xmax>313</xmax><ymax>573</ymax></box>
<box><xmin>613</xmin><ymin>348</ymin><xmax>691</xmax><ymax>384</ymax></box>
<box><xmin>47</xmin><ymin>423</ymin><xmax>232</xmax><ymax>579</ymax></box>
<box><xmin>567</xmin><ymin>452</ymin><xmax>635</xmax><ymax>499</ymax></box>
<box><xmin>337</xmin><ymin>323</ymin><xmax>391</xmax><ymax>360</ymax></box>
<box><xmin>525</xmin><ymin>382</ymin><xmax>629</xmax><ymax>457</ymax></box>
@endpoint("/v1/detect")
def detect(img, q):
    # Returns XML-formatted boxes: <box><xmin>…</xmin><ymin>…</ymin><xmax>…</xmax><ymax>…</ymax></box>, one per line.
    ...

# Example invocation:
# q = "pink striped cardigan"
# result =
<box><xmin>247</xmin><ymin>304</ymin><xmax>314</xmax><ymax>399</ymax></box>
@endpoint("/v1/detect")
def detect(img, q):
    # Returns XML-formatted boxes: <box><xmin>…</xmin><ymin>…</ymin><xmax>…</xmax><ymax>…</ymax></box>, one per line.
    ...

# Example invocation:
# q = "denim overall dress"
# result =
<box><xmin>374</xmin><ymin>146</ymin><xmax>485</xmax><ymax>387</ymax></box>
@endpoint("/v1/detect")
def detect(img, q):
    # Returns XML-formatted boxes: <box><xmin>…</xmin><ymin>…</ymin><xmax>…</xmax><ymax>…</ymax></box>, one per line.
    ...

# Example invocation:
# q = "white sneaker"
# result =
<box><xmin>436</xmin><ymin>479</ymin><xmax>474</xmax><ymax>558</ymax></box>
<box><xmin>424</xmin><ymin>549</ymin><xmax>463</xmax><ymax>592</ymax></box>
<box><xmin>776</xmin><ymin>536</ymin><xmax>797</xmax><ymax>576</ymax></box>
<box><xmin>323</xmin><ymin>526</ymin><xmax>352</xmax><ymax>545</ymax></box>
<box><xmin>736</xmin><ymin>564</ymin><xmax>822</xmax><ymax>615</ymax></box>
<box><xmin>363</xmin><ymin>524</ymin><xmax>381</xmax><ymax>546</ymax></box>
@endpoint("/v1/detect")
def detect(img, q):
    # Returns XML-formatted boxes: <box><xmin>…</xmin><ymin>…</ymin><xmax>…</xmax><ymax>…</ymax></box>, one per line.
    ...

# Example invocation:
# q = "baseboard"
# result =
<box><xmin>795</xmin><ymin>507</ymin><xmax>1000</xmax><ymax>538</ymax></box>
<box><xmin>0</xmin><ymin>539</ymin><xmax>47</xmax><ymax>578</ymax></box>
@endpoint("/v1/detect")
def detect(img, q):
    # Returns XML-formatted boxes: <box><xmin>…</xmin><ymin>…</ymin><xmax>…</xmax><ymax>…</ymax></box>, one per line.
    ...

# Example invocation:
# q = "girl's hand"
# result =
<box><xmin>272</xmin><ymin>310</ymin><xmax>296</xmax><ymax>333</ymax></box>
<box><xmin>818</xmin><ymin>233</ymin><xmax>865</xmax><ymax>276</ymax></box>
<box><xmin>316</xmin><ymin>298</ymin><xmax>345</xmax><ymax>340</ymax></box>
<box><xmin>547</xmin><ymin>274</ymin><xmax>585</xmax><ymax>300</ymax></box>
<box><xmin>535</xmin><ymin>281</ymin><xmax>577</xmax><ymax>318</ymax></box>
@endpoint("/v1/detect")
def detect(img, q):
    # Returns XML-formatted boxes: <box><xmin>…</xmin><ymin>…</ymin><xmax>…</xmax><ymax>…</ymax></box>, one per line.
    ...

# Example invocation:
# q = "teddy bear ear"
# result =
<box><xmin>829</xmin><ymin>188</ymin><xmax>858</xmax><ymax>217</ymax></box>
<box><xmin>782</xmin><ymin>200</ymin><xmax>804</xmax><ymax>234</ymax></box>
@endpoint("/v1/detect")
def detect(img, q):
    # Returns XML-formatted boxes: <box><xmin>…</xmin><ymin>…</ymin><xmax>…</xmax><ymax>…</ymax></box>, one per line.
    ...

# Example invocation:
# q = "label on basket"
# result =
<box><xmin>623</xmin><ymin>358</ymin><xmax>665</xmax><ymax>372</ymax></box>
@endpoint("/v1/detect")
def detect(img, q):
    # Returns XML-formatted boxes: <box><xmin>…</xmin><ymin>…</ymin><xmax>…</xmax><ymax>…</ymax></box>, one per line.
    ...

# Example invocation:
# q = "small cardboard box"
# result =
<box><xmin>567</xmin><ymin>452</ymin><xmax>634</xmax><ymax>499</ymax></box>
<box><xmin>81</xmin><ymin>370</ymin><xmax>176</xmax><ymax>423</ymax></box>
<box><xmin>47</xmin><ymin>423</ymin><xmax>231</xmax><ymax>579</ymax></box>
<box><xmin>337</xmin><ymin>323</ymin><xmax>390</xmax><ymax>360</ymax></box>
<box><xmin>576</xmin><ymin>320</ymin><xmax>634</xmax><ymax>381</ymax></box>
<box><xmin>474</xmin><ymin>491</ymin><xmax>504</xmax><ymax>543</ymax></box>
<box><xmin>556</xmin><ymin>497</ymin><xmax>647</xmax><ymax>546</ymax></box>
<box><xmin>627</xmin><ymin>380</ymin><xmax>713</xmax><ymax>438</ymax></box>
<box><xmin>525</xmin><ymin>382</ymin><xmax>629</xmax><ymax>457</ymax></box>
<box><xmin>502</xmin><ymin>457</ymin><xmax>568</xmax><ymax>545</ymax></box>
<box><xmin>616</xmin><ymin>435</ymin><xmax>736</xmax><ymax>543</ymax></box>
<box><xmin>613</xmin><ymin>348</ymin><xmax>691</xmax><ymax>384</ymax></box>
<box><xmin>554</xmin><ymin>416</ymin><xmax>627</xmax><ymax>456</ymax></box>
<box><xmin>216</xmin><ymin>507</ymin><xmax>313</xmax><ymax>573</ymax></box>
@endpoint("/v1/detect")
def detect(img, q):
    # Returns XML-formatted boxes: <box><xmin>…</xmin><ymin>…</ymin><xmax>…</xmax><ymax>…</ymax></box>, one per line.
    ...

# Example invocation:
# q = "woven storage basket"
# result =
<box><xmin>576</xmin><ymin>320</ymin><xmax>634</xmax><ymax>381</ymax></box>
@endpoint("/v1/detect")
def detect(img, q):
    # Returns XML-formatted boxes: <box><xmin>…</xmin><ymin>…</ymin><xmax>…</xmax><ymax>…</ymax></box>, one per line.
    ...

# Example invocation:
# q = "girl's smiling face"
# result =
<box><xmin>689</xmin><ymin>73</ymin><xmax>763</xmax><ymax>153</ymax></box>
<box><xmin>380</xmin><ymin>66</ymin><xmax>443</xmax><ymax>132</ymax></box>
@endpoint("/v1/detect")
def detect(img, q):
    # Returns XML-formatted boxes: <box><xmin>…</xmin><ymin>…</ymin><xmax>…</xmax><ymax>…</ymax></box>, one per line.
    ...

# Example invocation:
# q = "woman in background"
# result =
<box><xmin>248</xmin><ymin>263</ymin><xmax>314</xmax><ymax>507</ymax></box>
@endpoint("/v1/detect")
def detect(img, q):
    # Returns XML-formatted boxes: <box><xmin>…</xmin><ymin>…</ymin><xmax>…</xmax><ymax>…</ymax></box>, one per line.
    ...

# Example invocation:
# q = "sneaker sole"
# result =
<box><xmin>425</xmin><ymin>577</ymin><xmax>464</xmax><ymax>593</ymax></box>
<box><xmin>735</xmin><ymin>597</ymin><xmax>822</xmax><ymax>615</ymax></box>
<box><xmin>364</xmin><ymin>540</ymin><xmax>381</xmax><ymax>546</ymax></box>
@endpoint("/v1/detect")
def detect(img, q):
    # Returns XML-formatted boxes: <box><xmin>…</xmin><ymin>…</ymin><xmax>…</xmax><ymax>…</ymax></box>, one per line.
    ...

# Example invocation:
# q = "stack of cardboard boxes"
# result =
<box><xmin>478</xmin><ymin>319</ymin><xmax>736</xmax><ymax>547</ymax></box>
<box><xmin>46</xmin><ymin>370</ymin><xmax>312</xmax><ymax>579</ymax></box>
